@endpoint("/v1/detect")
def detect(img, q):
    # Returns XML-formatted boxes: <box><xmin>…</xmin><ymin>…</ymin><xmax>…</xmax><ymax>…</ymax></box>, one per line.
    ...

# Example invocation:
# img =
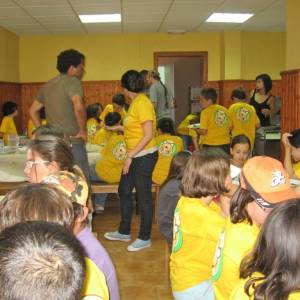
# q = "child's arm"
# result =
<box><xmin>29</xmin><ymin>100</ymin><xmax>44</xmax><ymax>127</ymax></box>
<box><xmin>282</xmin><ymin>132</ymin><xmax>295</xmax><ymax>178</ymax></box>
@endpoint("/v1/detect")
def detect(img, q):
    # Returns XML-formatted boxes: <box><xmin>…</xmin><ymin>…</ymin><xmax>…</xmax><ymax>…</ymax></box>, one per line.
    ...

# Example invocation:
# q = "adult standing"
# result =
<box><xmin>104</xmin><ymin>70</ymin><xmax>158</xmax><ymax>252</ymax></box>
<box><xmin>249</xmin><ymin>73</ymin><xmax>275</xmax><ymax>127</ymax></box>
<box><xmin>148</xmin><ymin>70</ymin><xmax>174</xmax><ymax>121</ymax></box>
<box><xmin>29</xmin><ymin>49</ymin><xmax>90</xmax><ymax>181</ymax></box>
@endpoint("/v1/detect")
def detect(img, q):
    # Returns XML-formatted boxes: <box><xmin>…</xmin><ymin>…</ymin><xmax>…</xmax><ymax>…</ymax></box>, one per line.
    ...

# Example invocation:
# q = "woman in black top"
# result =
<box><xmin>249</xmin><ymin>73</ymin><xmax>275</xmax><ymax>127</ymax></box>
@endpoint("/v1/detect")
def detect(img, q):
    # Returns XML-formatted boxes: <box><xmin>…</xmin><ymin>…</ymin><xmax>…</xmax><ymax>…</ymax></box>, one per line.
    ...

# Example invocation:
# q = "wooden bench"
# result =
<box><xmin>91</xmin><ymin>182</ymin><xmax>160</xmax><ymax>220</ymax></box>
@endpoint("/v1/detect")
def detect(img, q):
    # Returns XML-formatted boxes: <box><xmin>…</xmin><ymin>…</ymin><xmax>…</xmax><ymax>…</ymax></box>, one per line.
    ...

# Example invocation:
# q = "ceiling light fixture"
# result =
<box><xmin>79</xmin><ymin>14</ymin><xmax>121</xmax><ymax>23</ymax></box>
<box><xmin>206</xmin><ymin>13</ymin><xmax>253</xmax><ymax>23</ymax></box>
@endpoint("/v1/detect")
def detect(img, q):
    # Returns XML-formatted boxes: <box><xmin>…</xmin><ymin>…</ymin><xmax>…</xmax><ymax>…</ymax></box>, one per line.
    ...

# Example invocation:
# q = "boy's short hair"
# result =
<box><xmin>201</xmin><ymin>88</ymin><xmax>218</xmax><ymax>103</ymax></box>
<box><xmin>0</xmin><ymin>183</ymin><xmax>74</xmax><ymax>232</ymax></box>
<box><xmin>231</xmin><ymin>88</ymin><xmax>246</xmax><ymax>101</ymax></box>
<box><xmin>104</xmin><ymin>112</ymin><xmax>121</xmax><ymax>126</ymax></box>
<box><xmin>56</xmin><ymin>49</ymin><xmax>85</xmax><ymax>74</ymax></box>
<box><xmin>157</xmin><ymin>118</ymin><xmax>175</xmax><ymax>135</ymax></box>
<box><xmin>288</xmin><ymin>129</ymin><xmax>300</xmax><ymax>148</ymax></box>
<box><xmin>2</xmin><ymin>101</ymin><xmax>17</xmax><ymax>116</ymax></box>
<box><xmin>112</xmin><ymin>94</ymin><xmax>125</xmax><ymax>106</ymax></box>
<box><xmin>86</xmin><ymin>103</ymin><xmax>103</xmax><ymax>120</ymax></box>
<box><xmin>0</xmin><ymin>221</ymin><xmax>85</xmax><ymax>300</ymax></box>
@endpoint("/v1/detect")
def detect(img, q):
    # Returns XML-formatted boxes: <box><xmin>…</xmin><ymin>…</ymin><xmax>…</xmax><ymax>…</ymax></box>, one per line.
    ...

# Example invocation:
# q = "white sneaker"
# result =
<box><xmin>127</xmin><ymin>239</ymin><xmax>151</xmax><ymax>252</ymax></box>
<box><xmin>104</xmin><ymin>231</ymin><xmax>131</xmax><ymax>242</ymax></box>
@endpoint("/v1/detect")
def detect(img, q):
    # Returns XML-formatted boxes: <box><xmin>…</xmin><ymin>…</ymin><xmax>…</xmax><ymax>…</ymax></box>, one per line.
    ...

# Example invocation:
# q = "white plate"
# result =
<box><xmin>0</xmin><ymin>147</ymin><xmax>17</xmax><ymax>154</ymax></box>
<box><xmin>290</xmin><ymin>179</ymin><xmax>300</xmax><ymax>186</ymax></box>
<box><xmin>187</xmin><ymin>123</ymin><xmax>200</xmax><ymax>129</ymax></box>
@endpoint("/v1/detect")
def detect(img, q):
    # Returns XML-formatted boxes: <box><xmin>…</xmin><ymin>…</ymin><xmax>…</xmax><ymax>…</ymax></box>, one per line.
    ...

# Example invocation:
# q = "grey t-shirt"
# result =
<box><xmin>149</xmin><ymin>81</ymin><xmax>172</xmax><ymax>120</ymax></box>
<box><xmin>158</xmin><ymin>179</ymin><xmax>181</xmax><ymax>244</ymax></box>
<box><xmin>37</xmin><ymin>74</ymin><xmax>83</xmax><ymax>136</ymax></box>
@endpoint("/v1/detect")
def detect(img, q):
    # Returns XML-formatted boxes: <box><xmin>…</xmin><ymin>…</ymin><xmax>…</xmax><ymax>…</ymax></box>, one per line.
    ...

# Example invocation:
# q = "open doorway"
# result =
<box><xmin>154</xmin><ymin>52</ymin><xmax>207</xmax><ymax>127</ymax></box>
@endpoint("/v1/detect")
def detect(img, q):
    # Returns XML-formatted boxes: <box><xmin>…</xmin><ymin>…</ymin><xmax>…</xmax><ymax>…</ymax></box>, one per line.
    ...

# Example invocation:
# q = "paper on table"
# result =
<box><xmin>0</xmin><ymin>170</ymin><xmax>26</xmax><ymax>182</ymax></box>
<box><xmin>187</xmin><ymin>123</ymin><xmax>200</xmax><ymax>129</ymax></box>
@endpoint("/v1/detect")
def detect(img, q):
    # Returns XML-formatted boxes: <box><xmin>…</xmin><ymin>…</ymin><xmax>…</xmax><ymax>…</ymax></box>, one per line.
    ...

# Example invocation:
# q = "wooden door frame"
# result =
<box><xmin>153</xmin><ymin>51</ymin><xmax>208</xmax><ymax>84</ymax></box>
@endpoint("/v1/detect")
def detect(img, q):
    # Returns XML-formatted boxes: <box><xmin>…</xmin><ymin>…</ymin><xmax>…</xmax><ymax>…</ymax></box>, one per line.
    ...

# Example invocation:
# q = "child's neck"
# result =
<box><xmin>231</xmin><ymin>159</ymin><xmax>243</xmax><ymax>168</ymax></box>
<box><xmin>200</xmin><ymin>195</ymin><xmax>214</xmax><ymax>205</ymax></box>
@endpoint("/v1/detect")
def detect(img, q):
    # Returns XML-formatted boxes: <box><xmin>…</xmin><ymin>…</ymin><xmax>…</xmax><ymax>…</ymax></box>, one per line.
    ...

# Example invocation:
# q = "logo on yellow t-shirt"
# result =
<box><xmin>214</xmin><ymin>110</ymin><xmax>229</xmax><ymax>127</ymax></box>
<box><xmin>172</xmin><ymin>208</ymin><xmax>183</xmax><ymax>253</ymax></box>
<box><xmin>112</xmin><ymin>141</ymin><xmax>127</xmax><ymax>161</ymax></box>
<box><xmin>158</xmin><ymin>140</ymin><xmax>177</xmax><ymax>157</ymax></box>
<box><xmin>212</xmin><ymin>230</ymin><xmax>225</xmax><ymax>282</ymax></box>
<box><xmin>236</xmin><ymin>107</ymin><xmax>250</xmax><ymax>122</ymax></box>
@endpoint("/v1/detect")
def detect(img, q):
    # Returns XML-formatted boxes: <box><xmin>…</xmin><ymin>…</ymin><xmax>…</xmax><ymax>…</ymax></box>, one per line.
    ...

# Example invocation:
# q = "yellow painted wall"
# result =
<box><xmin>241</xmin><ymin>32</ymin><xmax>286</xmax><ymax>80</ymax></box>
<box><xmin>286</xmin><ymin>0</ymin><xmax>300</xmax><ymax>70</ymax></box>
<box><xmin>19</xmin><ymin>32</ymin><xmax>221</xmax><ymax>82</ymax></box>
<box><xmin>0</xmin><ymin>27</ymin><xmax>19</xmax><ymax>82</ymax></box>
<box><xmin>18</xmin><ymin>31</ymin><xmax>285</xmax><ymax>82</ymax></box>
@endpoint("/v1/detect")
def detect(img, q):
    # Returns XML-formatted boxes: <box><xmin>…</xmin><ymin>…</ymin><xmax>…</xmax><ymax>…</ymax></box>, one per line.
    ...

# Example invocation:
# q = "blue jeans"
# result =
<box><xmin>71</xmin><ymin>140</ymin><xmax>90</xmax><ymax>183</ymax></box>
<box><xmin>173</xmin><ymin>280</ymin><xmax>215</xmax><ymax>300</ymax></box>
<box><xmin>89</xmin><ymin>164</ymin><xmax>107</xmax><ymax>207</ymax></box>
<box><xmin>181</xmin><ymin>135</ymin><xmax>191</xmax><ymax>150</ymax></box>
<box><xmin>118</xmin><ymin>152</ymin><xmax>158</xmax><ymax>240</ymax></box>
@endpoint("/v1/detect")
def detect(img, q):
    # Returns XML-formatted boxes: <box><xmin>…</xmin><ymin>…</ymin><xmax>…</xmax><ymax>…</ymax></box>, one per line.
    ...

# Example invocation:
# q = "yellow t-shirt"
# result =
<box><xmin>27</xmin><ymin>119</ymin><xmax>47</xmax><ymax>139</ymax></box>
<box><xmin>212</xmin><ymin>218</ymin><xmax>260</xmax><ymax>300</ymax></box>
<box><xmin>100</xmin><ymin>104</ymin><xmax>126</xmax><ymax>122</ymax></box>
<box><xmin>152</xmin><ymin>134</ymin><xmax>184</xmax><ymax>185</ymax></box>
<box><xmin>123</xmin><ymin>93</ymin><xmax>157</xmax><ymax>152</ymax></box>
<box><xmin>200</xmin><ymin>104</ymin><xmax>231</xmax><ymax>146</ymax></box>
<box><xmin>230</xmin><ymin>272</ymin><xmax>300</xmax><ymax>300</ymax></box>
<box><xmin>82</xmin><ymin>257</ymin><xmax>109</xmax><ymax>300</ymax></box>
<box><xmin>95</xmin><ymin>135</ymin><xmax>126</xmax><ymax>183</ymax></box>
<box><xmin>293</xmin><ymin>161</ymin><xmax>300</xmax><ymax>179</ymax></box>
<box><xmin>93</xmin><ymin>128</ymin><xmax>113</xmax><ymax>147</ymax></box>
<box><xmin>86</xmin><ymin>118</ymin><xmax>100</xmax><ymax>144</ymax></box>
<box><xmin>170</xmin><ymin>196</ymin><xmax>225</xmax><ymax>292</ymax></box>
<box><xmin>228</xmin><ymin>102</ymin><xmax>260</xmax><ymax>149</ymax></box>
<box><xmin>0</xmin><ymin>116</ymin><xmax>17</xmax><ymax>145</ymax></box>
<box><xmin>177</xmin><ymin>114</ymin><xmax>197</xmax><ymax>137</ymax></box>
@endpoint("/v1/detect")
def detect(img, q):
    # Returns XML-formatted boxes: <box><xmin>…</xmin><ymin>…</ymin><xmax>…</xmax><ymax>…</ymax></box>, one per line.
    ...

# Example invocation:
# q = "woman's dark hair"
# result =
<box><xmin>28</xmin><ymin>135</ymin><xmax>74</xmax><ymax>173</ymax></box>
<box><xmin>56</xmin><ymin>49</ymin><xmax>85</xmax><ymax>74</ymax></box>
<box><xmin>157</xmin><ymin>118</ymin><xmax>175</xmax><ymax>135</ymax></box>
<box><xmin>86</xmin><ymin>103</ymin><xmax>103</xmax><ymax>120</ymax></box>
<box><xmin>39</xmin><ymin>107</ymin><xmax>46</xmax><ymax>119</ymax></box>
<box><xmin>256</xmin><ymin>73</ymin><xmax>272</xmax><ymax>94</ymax></box>
<box><xmin>181</xmin><ymin>148</ymin><xmax>229</xmax><ymax>198</ymax></box>
<box><xmin>104</xmin><ymin>112</ymin><xmax>121</xmax><ymax>127</ymax></box>
<box><xmin>112</xmin><ymin>94</ymin><xmax>125</xmax><ymax>106</ymax></box>
<box><xmin>240</xmin><ymin>199</ymin><xmax>300</xmax><ymax>300</ymax></box>
<box><xmin>32</xmin><ymin>124</ymin><xmax>67</xmax><ymax>141</ymax></box>
<box><xmin>162</xmin><ymin>151</ymin><xmax>191</xmax><ymax>188</ymax></box>
<box><xmin>231</xmin><ymin>134</ymin><xmax>251</xmax><ymax>149</ymax></box>
<box><xmin>201</xmin><ymin>88</ymin><xmax>218</xmax><ymax>104</ymax></box>
<box><xmin>231</xmin><ymin>88</ymin><xmax>246</xmax><ymax>101</ymax></box>
<box><xmin>2</xmin><ymin>101</ymin><xmax>17</xmax><ymax>116</ymax></box>
<box><xmin>288</xmin><ymin>129</ymin><xmax>300</xmax><ymax>148</ymax></box>
<box><xmin>230</xmin><ymin>187</ymin><xmax>255</xmax><ymax>224</ymax></box>
<box><xmin>149</xmin><ymin>70</ymin><xmax>170</xmax><ymax>109</ymax></box>
<box><xmin>121</xmin><ymin>70</ymin><xmax>145</xmax><ymax>93</ymax></box>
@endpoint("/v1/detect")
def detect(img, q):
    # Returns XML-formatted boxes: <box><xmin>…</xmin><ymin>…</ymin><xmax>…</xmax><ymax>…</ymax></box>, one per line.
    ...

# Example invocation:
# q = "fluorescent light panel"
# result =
<box><xmin>79</xmin><ymin>14</ymin><xmax>121</xmax><ymax>23</ymax></box>
<box><xmin>206</xmin><ymin>13</ymin><xmax>253</xmax><ymax>23</ymax></box>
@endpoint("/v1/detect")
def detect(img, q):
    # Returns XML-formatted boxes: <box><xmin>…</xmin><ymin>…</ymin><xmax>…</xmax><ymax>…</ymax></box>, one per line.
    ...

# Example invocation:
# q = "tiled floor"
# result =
<box><xmin>92</xmin><ymin>195</ymin><xmax>173</xmax><ymax>300</ymax></box>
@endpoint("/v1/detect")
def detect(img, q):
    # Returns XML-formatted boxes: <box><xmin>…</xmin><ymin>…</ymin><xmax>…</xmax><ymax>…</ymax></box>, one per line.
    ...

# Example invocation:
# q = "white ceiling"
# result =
<box><xmin>0</xmin><ymin>0</ymin><xmax>285</xmax><ymax>36</ymax></box>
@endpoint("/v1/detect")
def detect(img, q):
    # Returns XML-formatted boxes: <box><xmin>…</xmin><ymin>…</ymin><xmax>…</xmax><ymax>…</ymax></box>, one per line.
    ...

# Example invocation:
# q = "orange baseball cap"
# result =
<box><xmin>240</xmin><ymin>156</ymin><xmax>298</xmax><ymax>207</ymax></box>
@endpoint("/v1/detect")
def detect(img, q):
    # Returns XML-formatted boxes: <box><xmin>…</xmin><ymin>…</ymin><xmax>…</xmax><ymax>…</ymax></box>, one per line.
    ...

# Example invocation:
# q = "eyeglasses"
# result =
<box><xmin>25</xmin><ymin>160</ymin><xmax>50</xmax><ymax>168</ymax></box>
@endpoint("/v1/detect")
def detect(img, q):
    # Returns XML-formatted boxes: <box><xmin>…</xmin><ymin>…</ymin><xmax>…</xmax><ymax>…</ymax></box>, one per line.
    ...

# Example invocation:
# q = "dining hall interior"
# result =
<box><xmin>1</xmin><ymin>0</ymin><xmax>300</xmax><ymax>300</ymax></box>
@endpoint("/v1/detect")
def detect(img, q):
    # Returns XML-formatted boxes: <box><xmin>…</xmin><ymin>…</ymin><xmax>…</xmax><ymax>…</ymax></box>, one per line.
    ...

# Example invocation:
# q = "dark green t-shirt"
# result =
<box><xmin>37</xmin><ymin>74</ymin><xmax>83</xmax><ymax>136</ymax></box>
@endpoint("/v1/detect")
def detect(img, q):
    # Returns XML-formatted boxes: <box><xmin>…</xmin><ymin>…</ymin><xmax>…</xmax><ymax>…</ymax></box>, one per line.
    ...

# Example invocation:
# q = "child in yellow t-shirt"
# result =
<box><xmin>199</xmin><ymin>88</ymin><xmax>231</xmax><ymax>154</ymax></box>
<box><xmin>27</xmin><ymin>107</ymin><xmax>47</xmax><ymax>139</ymax></box>
<box><xmin>228</xmin><ymin>88</ymin><xmax>260</xmax><ymax>149</ymax></box>
<box><xmin>90</xmin><ymin>112</ymin><xmax>124</xmax><ymax>213</ymax></box>
<box><xmin>170</xmin><ymin>148</ymin><xmax>231</xmax><ymax>300</ymax></box>
<box><xmin>0</xmin><ymin>101</ymin><xmax>18</xmax><ymax>145</ymax></box>
<box><xmin>177</xmin><ymin>113</ymin><xmax>199</xmax><ymax>150</ymax></box>
<box><xmin>100</xmin><ymin>94</ymin><xmax>126</xmax><ymax>124</ymax></box>
<box><xmin>152</xmin><ymin>118</ymin><xmax>184</xmax><ymax>185</ymax></box>
<box><xmin>282</xmin><ymin>129</ymin><xmax>300</xmax><ymax>180</ymax></box>
<box><xmin>86</xmin><ymin>103</ymin><xmax>103</xmax><ymax>144</ymax></box>
<box><xmin>212</xmin><ymin>156</ymin><xmax>298</xmax><ymax>300</ymax></box>
<box><xmin>230</xmin><ymin>200</ymin><xmax>300</xmax><ymax>300</ymax></box>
